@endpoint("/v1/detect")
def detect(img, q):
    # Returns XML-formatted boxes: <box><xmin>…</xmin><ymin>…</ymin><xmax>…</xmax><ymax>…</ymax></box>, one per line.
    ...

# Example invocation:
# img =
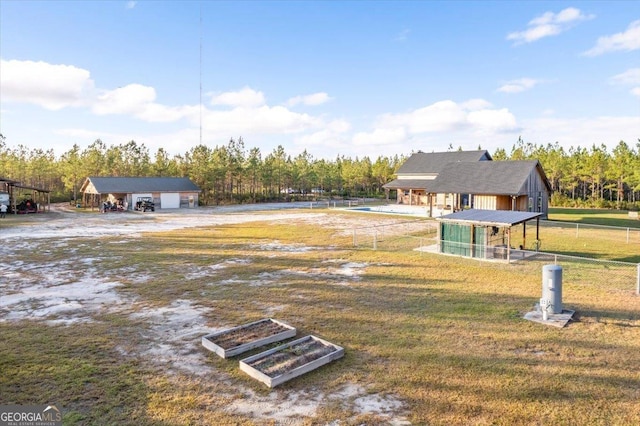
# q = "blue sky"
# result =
<box><xmin>1</xmin><ymin>1</ymin><xmax>638</xmax><ymax>160</ymax></box>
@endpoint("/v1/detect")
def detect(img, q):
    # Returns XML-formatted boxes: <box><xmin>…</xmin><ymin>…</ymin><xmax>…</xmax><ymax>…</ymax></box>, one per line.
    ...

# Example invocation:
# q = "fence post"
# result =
<box><xmin>627</xmin><ymin>228</ymin><xmax>630</xmax><ymax>244</ymax></box>
<box><xmin>576</xmin><ymin>223</ymin><xmax>579</xmax><ymax>238</ymax></box>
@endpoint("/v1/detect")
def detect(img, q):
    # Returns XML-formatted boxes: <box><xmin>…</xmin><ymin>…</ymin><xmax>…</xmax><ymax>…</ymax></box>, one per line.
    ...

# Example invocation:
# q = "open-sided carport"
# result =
<box><xmin>436</xmin><ymin>209</ymin><xmax>543</xmax><ymax>262</ymax></box>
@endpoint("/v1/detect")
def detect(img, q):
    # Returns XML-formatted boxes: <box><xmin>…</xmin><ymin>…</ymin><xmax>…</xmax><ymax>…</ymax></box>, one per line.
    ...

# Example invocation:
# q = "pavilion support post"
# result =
<box><xmin>507</xmin><ymin>227</ymin><xmax>511</xmax><ymax>263</ymax></box>
<box><xmin>470</xmin><ymin>225</ymin><xmax>474</xmax><ymax>257</ymax></box>
<box><xmin>522</xmin><ymin>222</ymin><xmax>526</xmax><ymax>250</ymax></box>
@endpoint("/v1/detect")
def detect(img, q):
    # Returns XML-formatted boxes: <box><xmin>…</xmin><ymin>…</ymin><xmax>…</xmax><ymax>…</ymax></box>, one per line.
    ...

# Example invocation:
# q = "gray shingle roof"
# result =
<box><xmin>86</xmin><ymin>177</ymin><xmax>200</xmax><ymax>193</ymax></box>
<box><xmin>425</xmin><ymin>160</ymin><xmax>546</xmax><ymax>195</ymax></box>
<box><xmin>382</xmin><ymin>179</ymin><xmax>436</xmax><ymax>190</ymax></box>
<box><xmin>397</xmin><ymin>150</ymin><xmax>492</xmax><ymax>174</ymax></box>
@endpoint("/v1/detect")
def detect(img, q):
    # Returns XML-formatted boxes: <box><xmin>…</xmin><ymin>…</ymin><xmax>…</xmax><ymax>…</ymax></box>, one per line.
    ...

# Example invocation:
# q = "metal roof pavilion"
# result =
<box><xmin>436</xmin><ymin>209</ymin><xmax>543</xmax><ymax>262</ymax></box>
<box><xmin>436</xmin><ymin>209</ymin><xmax>543</xmax><ymax>226</ymax></box>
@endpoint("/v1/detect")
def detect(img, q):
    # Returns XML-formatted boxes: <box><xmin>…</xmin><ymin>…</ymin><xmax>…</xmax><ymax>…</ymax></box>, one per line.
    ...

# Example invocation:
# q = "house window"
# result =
<box><xmin>404</xmin><ymin>190</ymin><xmax>410</xmax><ymax>196</ymax></box>
<box><xmin>528</xmin><ymin>197</ymin><xmax>533</xmax><ymax>212</ymax></box>
<box><xmin>537</xmin><ymin>194</ymin><xmax>543</xmax><ymax>212</ymax></box>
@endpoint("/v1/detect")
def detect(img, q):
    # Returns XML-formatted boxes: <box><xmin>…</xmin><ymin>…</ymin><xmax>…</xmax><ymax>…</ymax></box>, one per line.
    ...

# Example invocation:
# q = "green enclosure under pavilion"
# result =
<box><xmin>436</xmin><ymin>209</ymin><xmax>543</xmax><ymax>262</ymax></box>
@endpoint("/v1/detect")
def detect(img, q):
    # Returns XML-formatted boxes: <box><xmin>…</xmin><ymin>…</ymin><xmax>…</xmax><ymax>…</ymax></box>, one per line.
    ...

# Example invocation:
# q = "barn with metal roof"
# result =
<box><xmin>80</xmin><ymin>177</ymin><xmax>201</xmax><ymax>210</ymax></box>
<box><xmin>382</xmin><ymin>151</ymin><xmax>551</xmax><ymax>218</ymax></box>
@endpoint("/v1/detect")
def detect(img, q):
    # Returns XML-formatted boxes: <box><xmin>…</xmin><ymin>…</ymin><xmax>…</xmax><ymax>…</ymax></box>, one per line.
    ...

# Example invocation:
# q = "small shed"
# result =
<box><xmin>80</xmin><ymin>177</ymin><xmax>201</xmax><ymax>210</ymax></box>
<box><xmin>1</xmin><ymin>177</ymin><xmax>50</xmax><ymax>213</ymax></box>
<box><xmin>436</xmin><ymin>209</ymin><xmax>543</xmax><ymax>262</ymax></box>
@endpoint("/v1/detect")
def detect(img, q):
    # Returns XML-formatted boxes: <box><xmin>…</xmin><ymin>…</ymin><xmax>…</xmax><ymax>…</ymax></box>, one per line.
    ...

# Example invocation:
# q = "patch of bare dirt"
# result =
<box><xmin>1</xmin><ymin>202</ymin><xmax>413</xmax><ymax>424</ymax></box>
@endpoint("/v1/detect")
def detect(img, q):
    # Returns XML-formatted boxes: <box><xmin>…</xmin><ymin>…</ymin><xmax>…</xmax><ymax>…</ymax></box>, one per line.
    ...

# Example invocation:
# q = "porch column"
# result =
<box><xmin>429</xmin><ymin>193</ymin><xmax>433</xmax><ymax>217</ymax></box>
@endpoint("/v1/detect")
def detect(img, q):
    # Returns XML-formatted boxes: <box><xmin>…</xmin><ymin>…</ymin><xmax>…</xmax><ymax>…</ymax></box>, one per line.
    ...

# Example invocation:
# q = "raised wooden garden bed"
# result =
<box><xmin>239</xmin><ymin>335</ymin><xmax>344</xmax><ymax>388</ymax></box>
<box><xmin>202</xmin><ymin>318</ymin><xmax>296</xmax><ymax>359</ymax></box>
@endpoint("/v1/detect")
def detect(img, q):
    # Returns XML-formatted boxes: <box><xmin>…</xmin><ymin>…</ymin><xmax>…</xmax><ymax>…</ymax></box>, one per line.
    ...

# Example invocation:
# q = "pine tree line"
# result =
<box><xmin>1</xmin><ymin>133</ymin><xmax>639</xmax><ymax>209</ymax></box>
<box><xmin>0</xmin><ymin>135</ymin><xmax>404</xmax><ymax>205</ymax></box>
<box><xmin>494</xmin><ymin>137</ymin><xmax>640</xmax><ymax>209</ymax></box>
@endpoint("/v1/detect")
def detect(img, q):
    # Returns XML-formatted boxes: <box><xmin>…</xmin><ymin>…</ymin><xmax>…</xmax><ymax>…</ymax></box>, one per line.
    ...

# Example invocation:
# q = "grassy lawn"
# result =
<box><xmin>548</xmin><ymin>207</ymin><xmax>640</xmax><ymax>228</ymax></box>
<box><xmin>1</xmin><ymin>209</ymin><xmax>640</xmax><ymax>425</ymax></box>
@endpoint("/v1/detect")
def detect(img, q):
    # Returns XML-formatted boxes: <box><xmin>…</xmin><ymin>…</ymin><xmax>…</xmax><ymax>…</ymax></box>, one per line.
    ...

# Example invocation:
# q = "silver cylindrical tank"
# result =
<box><xmin>541</xmin><ymin>265</ymin><xmax>563</xmax><ymax>314</ymax></box>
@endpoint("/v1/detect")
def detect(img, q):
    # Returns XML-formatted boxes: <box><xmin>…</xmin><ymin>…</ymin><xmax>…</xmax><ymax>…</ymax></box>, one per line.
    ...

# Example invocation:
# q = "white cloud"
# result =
<box><xmin>93</xmin><ymin>84</ymin><xmax>156</xmax><ymax>115</ymax></box>
<box><xmin>125</xmin><ymin>1</ymin><xmax>136</xmax><ymax>10</ymax></box>
<box><xmin>56</xmin><ymin>127</ymin><xmax>123</xmax><ymax>141</ymax></box>
<box><xmin>460</xmin><ymin>99</ymin><xmax>493</xmax><ymax>110</ymax></box>
<box><xmin>583</xmin><ymin>20</ymin><xmax>640</xmax><ymax>56</ymax></box>
<box><xmin>210</xmin><ymin>86</ymin><xmax>265</xmax><ymax>108</ymax></box>
<box><xmin>287</xmin><ymin>92</ymin><xmax>332</xmax><ymax>107</ymax></box>
<box><xmin>522</xmin><ymin>115</ymin><xmax>640</xmax><ymax>149</ymax></box>
<box><xmin>0</xmin><ymin>59</ymin><xmax>94</xmax><ymax>110</ymax></box>
<box><xmin>201</xmin><ymin>105</ymin><xmax>321</xmax><ymax>136</ymax></box>
<box><xmin>507</xmin><ymin>7</ymin><xmax>594</xmax><ymax>44</ymax></box>
<box><xmin>497</xmin><ymin>78</ymin><xmax>540</xmax><ymax>93</ymax></box>
<box><xmin>0</xmin><ymin>59</ymin><xmax>336</xmax><ymax>145</ymax></box>
<box><xmin>610</xmin><ymin>68</ymin><xmax>640</xmax><ymax>98</ymax></box>
<box><xmin>378</xmin><ymin>101</ymin><xmax>467</xmax><ymax>133</ymax></box>
<box><xmin>467</xmin><ymin>109</ymin><xmax>518</xmax><ymax>134</ymax></box>
<box><xmin>353</xmin><ymin>127</ymin><xmax>407</xmax><ymax>147</ymax></box>
<box><xmin>327</xmin><ymin>118</ymin><xmax>351</xmax><ymax>133</ymax></box>
<box><xmin>352</xmin><ymin>99</ymin><xmax>519</xmax><ymax>148</ymax></box>
<box><xmin>294</xmin><ymin>127</ymin><xmax>349</xmax><ymax>150</ymax></box>
<box><xmin>92</xmin><ymin>84</ymin><xmax>197</xmax><ymax>122</ymax></box>
<box><xmin>610</xmin><ymin>68</ymin><xmax>640</xmax><ymax>85</ymax></box>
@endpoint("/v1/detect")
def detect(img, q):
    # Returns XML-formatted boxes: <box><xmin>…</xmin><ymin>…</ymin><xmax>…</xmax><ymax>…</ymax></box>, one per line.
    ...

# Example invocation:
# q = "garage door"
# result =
<box><xmin>160</xmin><ymin>193</ymin><xmax>180</xmax><ymax>209</ymax></box>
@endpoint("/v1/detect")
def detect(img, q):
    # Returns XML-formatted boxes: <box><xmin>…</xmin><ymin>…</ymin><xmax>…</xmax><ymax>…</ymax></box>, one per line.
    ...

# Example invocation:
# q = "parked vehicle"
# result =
<box><xmin>102</xmin><ymin>198</ymin><xmax>125</xmax><ymax>213</ymax></box>
<box><xmin>135</xmin><ymin>197</ymin><xmax>155</xmax><ymax>212</ymax></box>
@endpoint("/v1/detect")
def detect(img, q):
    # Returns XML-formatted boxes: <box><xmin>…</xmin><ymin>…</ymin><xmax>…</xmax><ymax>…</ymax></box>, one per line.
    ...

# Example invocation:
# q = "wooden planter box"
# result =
<box><xmin>202</xmin><ymin>318</ymin><xmax>296</xmax><ymax>359</ymax></box>
<box><xmin>239</xmin><ymin>335</ymin><xmax>344</xmax><ymax>388</ymax></box>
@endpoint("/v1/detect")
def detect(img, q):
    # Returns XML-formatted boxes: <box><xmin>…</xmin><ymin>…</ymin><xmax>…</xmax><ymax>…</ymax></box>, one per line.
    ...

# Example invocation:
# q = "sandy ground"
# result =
<box><xmin>0</xmin><ymin>203</ymin><xmax>428</xmax><ymax>425</ymax></box>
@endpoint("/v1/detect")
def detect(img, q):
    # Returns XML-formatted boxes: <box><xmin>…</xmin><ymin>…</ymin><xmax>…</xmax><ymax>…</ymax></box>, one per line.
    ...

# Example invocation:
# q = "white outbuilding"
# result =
<box><xmin>80</xmin><ymin>177</ymin><xmax>201</xmax><ymax>210</ymax></box>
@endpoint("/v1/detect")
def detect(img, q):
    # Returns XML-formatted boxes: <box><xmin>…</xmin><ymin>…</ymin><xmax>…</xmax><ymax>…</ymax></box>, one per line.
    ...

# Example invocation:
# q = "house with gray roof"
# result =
<box><xmin>80</xmin><ymin>177</ymin><xmax>201</xmax><ymax>210</ymax></box>
<box><xmin>383</xmin><ymin>150</ymin><xmax>551</xmax><ymax>217</ymax></box>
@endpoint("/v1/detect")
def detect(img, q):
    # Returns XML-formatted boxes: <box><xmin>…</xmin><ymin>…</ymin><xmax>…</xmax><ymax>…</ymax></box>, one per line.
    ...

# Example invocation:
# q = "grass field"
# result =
<box><xmin>548</xmin><ymin>207</ymin><xmax>640</xmax><ymax>228</ymax></box>
<box><xmin>1</xmin><ymin>207</ymin><xmax>639</xmax><ymax>425</ymax></box>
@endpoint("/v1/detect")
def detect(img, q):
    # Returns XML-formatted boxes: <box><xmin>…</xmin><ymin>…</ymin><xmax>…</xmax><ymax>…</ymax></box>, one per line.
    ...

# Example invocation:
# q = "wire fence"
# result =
<box><xmin>350</xmin><ymin>225</ymin><xmax>640</xmax><ymax>295</ymax></box>
<box><xmin>509</xmin><ymin>251</ymin><xmax>639</xmax><ymax>295</ymax></box>
<box><xmin>539</xmin><ymin>220</ymin><xmax>640</xmax><ymax>245</ymax></box>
